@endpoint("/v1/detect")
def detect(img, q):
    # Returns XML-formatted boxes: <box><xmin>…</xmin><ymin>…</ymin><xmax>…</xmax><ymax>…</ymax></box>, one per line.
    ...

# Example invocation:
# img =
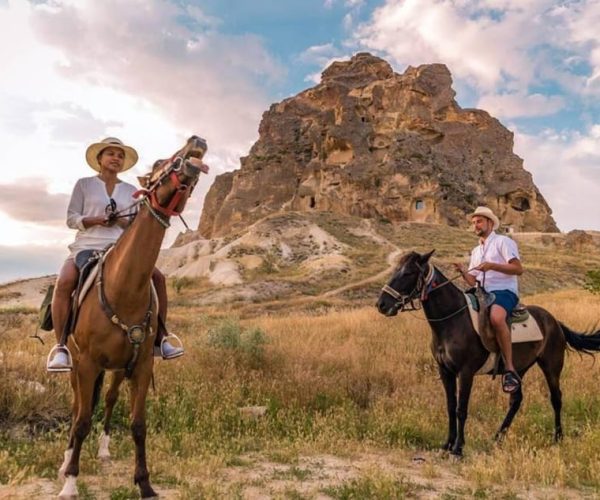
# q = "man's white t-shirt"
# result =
<box><xmin>66</xmin><ymin>176</ymin><xmax>137</xmax><ymax>257</ymax></box>
<box><xmin>468</xmin><ymin>231</ymin><xmax>520</xmax><ymax>295</ymax></box>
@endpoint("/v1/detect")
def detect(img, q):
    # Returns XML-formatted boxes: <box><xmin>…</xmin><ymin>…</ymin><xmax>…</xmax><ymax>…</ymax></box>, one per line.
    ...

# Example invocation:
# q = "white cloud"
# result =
<box><xmin>477</xmin><ymin>92</ymin><xmax>565</xmax><ymax>119</ymax></box>
<box><xmin>514</xmin><ymin>125</ymin><xmax>600</xmax><ymax>232</ymax></box>
<box><xmin>298</xmin><ymin>44</ymin><xmax>350</xmax><ymax>84</ymax></box>
<box><xmin>27</xmin><ymin>0</ymin><xmax>283</xmax><ymax>157</ymax></box>
<box><xmin>354</xmin><ymin>0</ymin><xmax>600</xmax><ymax>97</ymax></box>
<box><xmin>0</xmin><ymin>0</ymin><xmax>286</xmax><ymax>280</ymax></box>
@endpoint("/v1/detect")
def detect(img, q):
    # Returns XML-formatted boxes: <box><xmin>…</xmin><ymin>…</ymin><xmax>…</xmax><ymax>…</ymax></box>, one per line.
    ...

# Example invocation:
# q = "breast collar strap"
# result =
<box><xmin>96</xmin><ymin>248</ymin><xmax>154</xmax><ymax>378</ymax></box>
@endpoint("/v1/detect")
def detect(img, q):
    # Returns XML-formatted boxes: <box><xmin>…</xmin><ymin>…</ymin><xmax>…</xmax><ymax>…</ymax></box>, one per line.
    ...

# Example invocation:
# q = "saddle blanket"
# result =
<box><xmin>464</xmin><ymin>293</ymin><xmax>543</xmax><ymax>375</ymax></box>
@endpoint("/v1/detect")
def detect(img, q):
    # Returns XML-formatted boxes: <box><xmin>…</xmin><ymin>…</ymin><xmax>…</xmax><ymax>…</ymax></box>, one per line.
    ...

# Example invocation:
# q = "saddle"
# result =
<box><xmin>465</xmin><ymin>289</ymin><xmax>543</xmax><ymax>349</ymax></box>
<box><xmin>465</xmin><ymin>291</ymin><xmax>531</xmax><ymax>325</ymax></box>
<box><xmin>37</xmin><ymin>249</ymin><xmax>105</xmax><ymax>333</ymax></box>
<box><xmin>38</xmin><ymin>247</ymin><xmax>111</xmax><ymax>338</ymax></box>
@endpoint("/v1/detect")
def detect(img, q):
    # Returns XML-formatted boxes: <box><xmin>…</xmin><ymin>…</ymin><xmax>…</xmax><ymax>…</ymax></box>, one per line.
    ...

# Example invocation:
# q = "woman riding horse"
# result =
<box><xmin>56</xmin><ymin>136</ymin><xmax>208</xmax><ymax>498</ymax></box>
<box><xmin>47</xmin><ymin>137</ymin><xmax>183</xmax><ymax>372</ymax></box>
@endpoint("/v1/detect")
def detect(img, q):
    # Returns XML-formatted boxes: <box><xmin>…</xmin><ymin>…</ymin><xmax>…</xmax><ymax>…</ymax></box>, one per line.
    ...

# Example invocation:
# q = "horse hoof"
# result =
<box><xmin>58</xmin><ymin>475</ymin><xmax>78</xmax><ymax>498</ymax></box>
<box><xmin>138</xmin><ymin>482</ymin><xmax>158</xmax><ymax>499</ymax></box>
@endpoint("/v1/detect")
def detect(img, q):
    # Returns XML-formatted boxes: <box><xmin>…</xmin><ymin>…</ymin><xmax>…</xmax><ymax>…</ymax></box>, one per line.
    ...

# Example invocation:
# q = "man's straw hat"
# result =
<box><xmin>85</xmin><ymin>137</ymin><xmax>138</xmax><ymax>172</ymax></box>
<box><xmin>469</xmin><ymin>206</ymin><xmax>500</xmax><ymax>230</ymax></box>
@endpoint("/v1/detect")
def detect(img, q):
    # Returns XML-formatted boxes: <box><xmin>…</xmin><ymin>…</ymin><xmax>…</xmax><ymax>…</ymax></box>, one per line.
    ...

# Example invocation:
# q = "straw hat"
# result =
<box><xmin>469</xmin><ymin>206</ymin><xmax>500</xmax><ymax>230</ymax></box>
<box><xmin>85</xmin><ymin>137</ymin><xmax>138</xmax><ymax>172</ymax></box>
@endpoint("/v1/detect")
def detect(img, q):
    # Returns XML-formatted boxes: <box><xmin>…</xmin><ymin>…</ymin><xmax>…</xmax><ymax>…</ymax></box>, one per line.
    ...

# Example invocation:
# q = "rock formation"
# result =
<box><xmin>199</xmin><ymin>52</ymin><xmax>558</xmax><ymax>238</ymax></box>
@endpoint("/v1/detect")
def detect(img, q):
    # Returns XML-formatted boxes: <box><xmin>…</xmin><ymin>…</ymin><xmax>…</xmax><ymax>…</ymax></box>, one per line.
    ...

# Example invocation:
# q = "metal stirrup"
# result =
<box><xmin>46</xmin><ymin>344</ymin><xmax>73</xmax><ymax>372</ymax></box>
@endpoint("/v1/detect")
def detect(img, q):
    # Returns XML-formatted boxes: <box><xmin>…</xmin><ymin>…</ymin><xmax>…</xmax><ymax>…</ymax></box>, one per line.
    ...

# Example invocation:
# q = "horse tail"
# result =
<box><xmin>561</xmin><ymin>323</ymin><xmax>600</xmax><ymax>355</ymax></box>
<box><xmin>92</xmin><ymin>370</ymin><xmax>106</xmax><ymax>413</ymax></box>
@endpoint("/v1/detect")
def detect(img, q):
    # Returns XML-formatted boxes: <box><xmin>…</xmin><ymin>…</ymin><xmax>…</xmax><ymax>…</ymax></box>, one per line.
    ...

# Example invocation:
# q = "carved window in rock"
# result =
<box><xmin>415</xmin><ymin>199</ymin><xmax>425</xmax><ymax>211</ymax></box>
<box><xmin>309</xmin><ymin>196</ymin><xmax>316</xmax><ymax>209</ymax></box>
<box><xmin>512</xmin><ymin>197</ymin><xmax>531</xmax><ymax>212</ymax></box>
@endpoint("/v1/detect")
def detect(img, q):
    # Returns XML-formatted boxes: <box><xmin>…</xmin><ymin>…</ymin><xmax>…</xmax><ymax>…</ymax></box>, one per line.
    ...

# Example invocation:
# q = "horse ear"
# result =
<box><xmin>420</xmin><ymin>249</ymin><xmax>435</xmax><ymax>263</ymax></box>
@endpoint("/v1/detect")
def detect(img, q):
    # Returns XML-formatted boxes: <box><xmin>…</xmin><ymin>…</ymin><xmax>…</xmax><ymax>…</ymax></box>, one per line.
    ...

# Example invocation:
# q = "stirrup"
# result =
<box><xmin>46</xmin><ymin>344</ymin><xmax>73</xmax><ymax>373</ymax></box>
<box><xmin>158</xmin><ymin>334</ymin><xmax>184</xmax><ymax>360</ymax></box>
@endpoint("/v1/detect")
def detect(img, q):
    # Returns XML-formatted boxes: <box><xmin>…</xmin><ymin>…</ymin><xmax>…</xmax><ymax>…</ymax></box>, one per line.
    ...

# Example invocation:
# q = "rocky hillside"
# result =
<box><xmin>156</xmin><ymin>214</ymin><xmax>596</xmax><ymax>314</ymax></box>
<box><xmin>1</xmin><ymin>217</ymin><xmax>598</xmax><ymax>315</ymax></box>
<box><xmin>199</xmin><ymin>52</ymin><xmax>558</xmax><ymax>239</ymax></box>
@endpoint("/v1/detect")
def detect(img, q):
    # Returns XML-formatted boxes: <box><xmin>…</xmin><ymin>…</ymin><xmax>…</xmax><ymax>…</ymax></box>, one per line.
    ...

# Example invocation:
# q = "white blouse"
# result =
<box><xmin>67</xmin><ymin>176</ymin><xmax>138</xmax><ymax>257</ymax></box>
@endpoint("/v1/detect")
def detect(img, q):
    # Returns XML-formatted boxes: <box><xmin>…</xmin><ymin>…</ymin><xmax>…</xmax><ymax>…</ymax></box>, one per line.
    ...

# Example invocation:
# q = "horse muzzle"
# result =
<box><xmin>376</xmin><ymin>298</ymin><xmax>400</xmax><ymax>317</ymax></box>
<box><xmin>182</xmin><ymin>159</ymin><xmax>202</xmax><ymax>178</ymax></box>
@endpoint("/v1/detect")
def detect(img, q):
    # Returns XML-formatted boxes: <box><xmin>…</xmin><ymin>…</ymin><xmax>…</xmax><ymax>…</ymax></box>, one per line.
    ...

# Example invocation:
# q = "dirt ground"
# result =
<box><xmin>0</xmin><ymin>450</ymin><xmax>594</xmax><ymax>499</ymax></box>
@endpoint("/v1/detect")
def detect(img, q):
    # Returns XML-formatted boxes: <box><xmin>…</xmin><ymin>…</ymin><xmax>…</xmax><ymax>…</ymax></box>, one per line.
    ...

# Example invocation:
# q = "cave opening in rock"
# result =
<box><xmin>415</xmin><ymin>199</ymin><xmax>424</xmax><ymax>211</ymax></box>
<box><xmin>512</xmin><ymin>197</ymin><xmax>531</xmax><ymax>212</ymax></box>
<box><xmin>310</xmin><ymin>196</ymin><xmax>316</xmax><ymax>208</ymax></box>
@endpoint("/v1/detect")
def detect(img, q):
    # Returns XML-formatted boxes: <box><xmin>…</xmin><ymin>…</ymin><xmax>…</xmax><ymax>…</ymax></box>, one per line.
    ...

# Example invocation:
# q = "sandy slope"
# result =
<box><xmin>0</xmin><ymin>275</ymin><xmax>55</xmax><ymax>310</ymax></box>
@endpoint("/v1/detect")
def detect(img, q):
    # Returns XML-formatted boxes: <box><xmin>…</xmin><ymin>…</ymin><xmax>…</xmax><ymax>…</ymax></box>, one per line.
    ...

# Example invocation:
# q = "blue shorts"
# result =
<box><xmin>490</xmin><ymin>289</ymin><xmax>519</xmax><ymax>316</ymax></box>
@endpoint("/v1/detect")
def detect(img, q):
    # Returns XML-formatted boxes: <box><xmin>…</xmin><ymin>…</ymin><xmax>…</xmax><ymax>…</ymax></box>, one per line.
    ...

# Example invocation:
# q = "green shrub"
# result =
<box><xmin>172</xmin><ymin>276</ymin><xmax>194</xmax><ymax>295</ymax></box>
<box><xmin>207</xmin><ymin>319</ymin><xmax>269</xmax><ymax>368</ymax></box>
<box><xmin>584</xmin><ymin>269</ymin><xmax>600</xmax><ymax>294</ymax></box>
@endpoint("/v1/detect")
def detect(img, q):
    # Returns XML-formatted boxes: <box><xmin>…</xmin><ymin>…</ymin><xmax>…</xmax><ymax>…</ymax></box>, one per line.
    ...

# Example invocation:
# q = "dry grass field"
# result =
<box><xmin>1</xmin><ymin>288</ymin><xmax>600</xmax><ymax>499</ymax></box>
<box><xmin>1</xmin><ymin>219</ymin><xmax>600</xmax><ymax>498</ymax></box>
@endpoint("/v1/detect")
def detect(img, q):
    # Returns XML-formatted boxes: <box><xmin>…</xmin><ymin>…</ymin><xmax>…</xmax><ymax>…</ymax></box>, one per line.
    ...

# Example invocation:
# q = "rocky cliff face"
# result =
<box><xmin>199</xmin><ymin>53</ymin><xmax>558</xmax><ymax>238</ymax></box>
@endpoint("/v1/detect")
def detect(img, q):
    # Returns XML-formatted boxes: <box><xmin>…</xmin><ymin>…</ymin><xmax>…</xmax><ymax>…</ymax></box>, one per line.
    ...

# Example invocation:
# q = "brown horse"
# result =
<box><xmin>376</xmin><ymin>250</ymin><xmax>600</xmax><ymax>456</ymax></box>
<box><xmin>57</xmin><ymin>136</ymin><xmax>208</xmax><ymax>499</ymax></box>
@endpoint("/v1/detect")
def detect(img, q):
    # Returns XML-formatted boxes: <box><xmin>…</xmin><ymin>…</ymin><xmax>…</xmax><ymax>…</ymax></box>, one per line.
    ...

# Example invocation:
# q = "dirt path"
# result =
<box><xmin>321</xmin><ymin>247</ymin><xmax>401</xmax><ymax>298</ymax></box>
<box><xmin>233</xmin><ymin>223</ymin><xmax>402</xmax><ymax>315</ymax></box>
<box><xmin>1</xmin><ymin>450</ymin><xmax>592</xmax><ymax>499</ymax></box>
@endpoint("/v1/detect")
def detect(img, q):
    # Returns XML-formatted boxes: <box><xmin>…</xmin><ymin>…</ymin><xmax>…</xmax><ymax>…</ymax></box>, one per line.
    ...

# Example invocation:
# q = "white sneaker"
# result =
<box><xmin>47</xmin><ymin>345</ymin><xmax>73</xmax><ymax>372</ymax></box>
<box><xmin>154</xmin><ymin>336</ymin><xmax>184</xmax><ymax>360</ymax></box>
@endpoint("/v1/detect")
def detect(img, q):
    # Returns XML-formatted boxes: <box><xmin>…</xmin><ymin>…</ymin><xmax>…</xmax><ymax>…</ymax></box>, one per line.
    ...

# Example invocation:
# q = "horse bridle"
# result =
<box><xmin>133</xmin><ymin>155</ymin><xmax>199</xmax><ymax>228</ymax></box>
<box><xmin>381</xmin><ymin>261</ymin><xmax>471</xmax><ymax>322</ymax></box>
<box><xmin>381</xmin><ymin>262</ymin><xmax>434</xmax><ymax>312</ymax></box>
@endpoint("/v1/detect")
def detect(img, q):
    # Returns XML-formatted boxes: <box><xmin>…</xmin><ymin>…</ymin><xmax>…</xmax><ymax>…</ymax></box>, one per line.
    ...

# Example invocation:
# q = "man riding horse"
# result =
<box><xmin>454</xmin><ymin>206</ymin><xmax>523</xmax><ymax>393</ymax></box>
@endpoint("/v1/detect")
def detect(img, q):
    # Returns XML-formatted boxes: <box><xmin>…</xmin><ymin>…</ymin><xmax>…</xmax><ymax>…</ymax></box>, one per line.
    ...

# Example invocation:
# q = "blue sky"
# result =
<box><xmin>0</xmin><ymin>0</ymin><xmax>599</xmax><ymax>283</ymax></box>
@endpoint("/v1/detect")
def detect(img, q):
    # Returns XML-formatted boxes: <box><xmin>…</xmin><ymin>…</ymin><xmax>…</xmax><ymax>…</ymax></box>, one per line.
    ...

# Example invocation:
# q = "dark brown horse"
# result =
<box><xmin>376</xmin><ymin>250</ymin><xmax>600</xmax><ymax>456</ymax></box>
<box><xmin>57</xmin><ymin>136</ymin><xmax>208</xmax><ymax>499</ymax></box>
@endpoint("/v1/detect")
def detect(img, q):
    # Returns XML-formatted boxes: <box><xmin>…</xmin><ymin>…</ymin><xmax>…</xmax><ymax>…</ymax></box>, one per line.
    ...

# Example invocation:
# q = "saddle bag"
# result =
<box><xmin>39</xmin><ymin>284</ymin><xmax>54</xmax><ymax>332</ymax></box>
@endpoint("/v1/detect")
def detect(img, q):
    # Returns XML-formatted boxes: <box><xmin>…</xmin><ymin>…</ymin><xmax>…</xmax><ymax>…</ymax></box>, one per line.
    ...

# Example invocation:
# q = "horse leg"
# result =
<box><xmin>59</xmin><ymin>359</ymin><xmax>99</xmax><ymax>499</ymax></box>
<box><xmin>59</xmin><ymin>364</ymin><xmax>79</xmax><ymax>480</ymax></box>
<box><xmin>98</xmin><ymin>371</ymin><xmax>125</xmax><ymax>460</ymax></box>
<box><xmin>537</xmin><ymin>359</ymin><xmax>563</xmax><ymax>442</ymax></box>
<box><xmin>439</xmin><ymin>365</ymin><xmax>457</xmax><ymax>451</ymax></box>
<box><xmin>129</xmin><ymin>366</ymin><xmax>157</xmax><ymax>499</ymax></box>
<box><xmin>452</xmin><ymin>371</ymin><xmax>474</xmax><ymax>457</ymax></box>
<box><xmin>494</xmin><ymin>384</ymin><xmax>523</xmax><ymax>441</ymax></box>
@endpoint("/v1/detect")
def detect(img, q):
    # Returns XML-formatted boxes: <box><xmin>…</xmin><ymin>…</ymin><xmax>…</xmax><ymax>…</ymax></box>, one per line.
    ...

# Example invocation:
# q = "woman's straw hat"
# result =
<box><xmin>469</xmin><ymin>206</ymin><xmax>500</xmax><ymax>230</ymax></box>
<box><xmin>85</xmin><ymin>137</ymin><xmax>138</xmax><ymax>172</ymax></box>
